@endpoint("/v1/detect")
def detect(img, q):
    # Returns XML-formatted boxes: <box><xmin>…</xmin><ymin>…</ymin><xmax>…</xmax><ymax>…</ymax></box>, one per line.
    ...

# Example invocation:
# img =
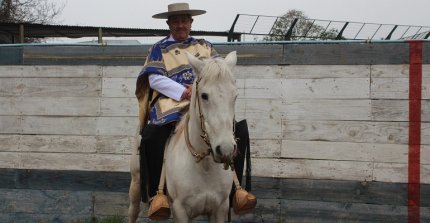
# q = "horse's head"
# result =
<box><xmin>187</xmin><ymin>51</ymin><xmax>238</xmax><ymax>165</ymax></box>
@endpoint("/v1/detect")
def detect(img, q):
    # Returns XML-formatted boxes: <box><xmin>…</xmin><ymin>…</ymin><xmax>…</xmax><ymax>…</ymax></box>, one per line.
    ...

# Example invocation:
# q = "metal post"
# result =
<box><xmin>284</xmin><ymin>18</ymin><xmax>298</xmax><ymax>40</ymax></box>
<box><xmin>249</xmin><ymin>16</ymin><xmax>260</xmax><ymax>34</ymax></box>
<box><xmin>228</xmin><ymin>14</ymin><xmax>240</xmax><ymax>42</ymax></box>
<box><xmin>98</xmin><ymin>27</ymin><xmax>103</xmax><ymax>44</ymax></box>
<box><xmin>303</xmin><ymin>20</ymin><xmax>316</xmax><ymax>39</ymax></box>
<box><xmin>385</xmin><ymin>25</ymin><xmax>398</xmax><ymax>40</ymax></box>
<box><xmin>336</xmin><ymin>22</ymin><xmax>349</xmax><ymax>40</ymax></box>
<box><xmin>19</xmin><ymin>24</ymin><xmax>24</xmax><ymax>43</ymax></box>
<box><xmin>424</xmin><ymin>31</ymin><xmax>430</xmax><ymax>39</ymax></box>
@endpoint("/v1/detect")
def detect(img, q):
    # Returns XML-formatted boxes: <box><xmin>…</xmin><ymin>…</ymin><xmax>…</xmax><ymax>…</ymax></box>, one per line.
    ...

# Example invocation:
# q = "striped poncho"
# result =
<box><xmin>136</xmin><ymin>36</ymin><xmax>218</xmax><ymax>127</ymax></box>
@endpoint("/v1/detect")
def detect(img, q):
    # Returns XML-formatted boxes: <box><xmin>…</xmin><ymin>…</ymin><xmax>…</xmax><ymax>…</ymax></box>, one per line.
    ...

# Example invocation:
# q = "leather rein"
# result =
<box><xmin>183</xmin><ymin>77</ymin><xmax>236</xmax><ymax>170</ymax></box>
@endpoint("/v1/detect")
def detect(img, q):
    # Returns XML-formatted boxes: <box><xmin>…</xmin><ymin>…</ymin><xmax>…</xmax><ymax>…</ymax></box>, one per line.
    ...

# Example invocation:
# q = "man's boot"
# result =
<box><xmin>140</xmin><ymin>124</ymin><xmax>174</xmax><ymax>220</ymax></box>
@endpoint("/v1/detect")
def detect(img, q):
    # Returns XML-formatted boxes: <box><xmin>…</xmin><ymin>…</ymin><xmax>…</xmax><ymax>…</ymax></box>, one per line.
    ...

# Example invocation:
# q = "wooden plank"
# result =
<box><xmin>23</xmin><ymin>45</ymin><xmax>150</xmax><ymax>66</ymax></box>
<box><xmin>276</xmin><ymin>158</ymin><xmax>373</xmax><ymax>181</ymax></box>
<box><xmin>247</xmin><ymin>117</ymin><xmax>282</xmax><ymax>140</ymax></box>
<box><xmin>373</xmin><ymin>163</ymin><xmax>407</xmax><ymax>183</ymax></box>
<box><xmin>0</xmin><ymin>135</ymin><xmax>135</xmax><ymax>154</ymax></box>
<box><xmin>102</xmin><ymin>77</ymin><xmax>135</xmax><ymax>98</ymax></box>
<box><xmin>281</xmin><ymin>140</ymin><xmax>411</xmax><ymax>163</ymax></box>
<box><xmin>0</xmin><ymin>96</ymin><xmax>100</xmax><ymax>116</ymax></box>
<box><xmin>371</xmin><ymin>64</ymin><xmax>409</xmax><ymax>78</ymax></box>
<box><xmin>0</xmin><ymin>42</ymin><xmax>424</xmax><ymax>66</ymax></box>
<box><xmin>282</xmin><ymin>65</ymin><xmax>370</xmax><ymax>79</ymax></box>
<box><xmin>0</xmin><ymin>152</ymin><xmax>129</xmax><ymax>172</ymax></box>
<box><xmin>283</xmin><ymin>99</ymin><xmax>371</xmax><ymax>121</ymax></box>
<box><xmin>0</xmin><ymin>135</ymin><xmax>20</xmax><ymax>151</ymax></box>
<box><xmin>281</xmin><ymin>200</ymin><xmax>408</xmax><ymax>223</ymax></box>
<box><xmin>0</xmin><ymin>116</ymin><xmax>22</xmax><ymax>134</ymax></box>
<box><xmin>372</xmin><ymin>99</ymin><xmax>430</xmax><ymax>122</ymax></box>
<box><xmin>0</xmin><ymin>169</ymin><xmax>130</xmax><ymax>192</ymax></box>
<box><xmin>252</xmin><ymin>158</ymin><xmax>373</xmax><ymax>181</ymax></box>
<box><xmin>283</xmin><ymin>42</ymin><xmax>409</xmax><ymax>65</ymax></box>
<box><xmin>0</xmin><ymin>188</ymin><xmax>92</xmax><ymax>215</ymax></box>
<box><xmin>244</xmin><ymin>98</ymin><xmax>283</xmax><ymax>120</ymax></box>
<box><xmin>371</xmin><ymin>77</ymin><xmax>430</xmax><ymax>99</ymax></box>
<box><xmin>235</xmin><ymin>78</ymin><xmax>245</xmax><ymax>99</ymax></box>
<box><xmin>234</xmin><ymin>65</ymin><xmax>282</xmax><ymax>79</ymax></box>
<box><xmin>216</xmin><ymin>44</ymin><xmax>283</xmax><ymax>65</ymax></box>
<box><xmin>0</xmin><ymin>213</ymin><xmax>90</xmax><ymax>223</ymax></box>
<box><xmin>0</xmin><ymin>65</ymin><xmax>102</xmax><ymax>77</ymax></box>
<box><xmin>93</xmin><ymin>191</ymin><xmax>134</xmax><ymax>216</ymax></box>
<box><xmin>0</xmin><ymin>46</ymin><xmax>22</xmax><ymax>65</ymax></box>
<box><xmin>100</xmin><ymin>97</ymin><xmax>138</xmax><ymax>116</ymax></box>
<box><xmin>371</xmin><ymin>64</ymin><xmax>430</xmax><ymax>78</ymax></box>
<box><xmin>0</xmin><ymin>77</ymin><xmax>101</xmax><ymax>97</ymax></box>
<box><xmin>282</xmin><ymin>120</ymin><xmax>429</xmax><ymax>145</ymax></box>
<box><xmin>244</xmin><ymin>78</ymin><xmax>370</xmax><ymax>100</ymax></box>
<box><xmin>102</xmin><ymin>66</ymin><xmax>141</xmax><ymax>78</ymax></box>
<box><xmin>280</xmin><ymin>178</ymin><xmax>408</xmax><ymax>206</ymax></box>
<box><xmin>421</xmin><ymin>164</ymin><xmax>430</xmax><ymax>184</ymax></box>
<box><xmin>250</xmin><ymin>139</ymin><xmax>281</xmax><ymax>158</ymax></box>
<box><xmin>373</xmin><ymin>164</ymin><xmax>430</xmax><ymax>184</ymax></box>
<box><xmin>17</xmin><ymin>116</ymin><xmax>138</xmax><ymax>136</ymax></box>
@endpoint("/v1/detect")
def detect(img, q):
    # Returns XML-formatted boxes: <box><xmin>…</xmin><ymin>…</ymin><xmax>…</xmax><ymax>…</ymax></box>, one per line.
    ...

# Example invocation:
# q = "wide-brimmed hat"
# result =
<box><xmin>152</xmin><ymin>3</ymin><xmax>206</xmax><ymax>19</ymax></box>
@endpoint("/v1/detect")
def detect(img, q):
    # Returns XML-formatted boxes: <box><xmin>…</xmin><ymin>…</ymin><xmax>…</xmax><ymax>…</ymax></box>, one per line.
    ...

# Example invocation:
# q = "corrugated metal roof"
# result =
<box><xmin>0</xmin><ymin>22</ymin><xmax>241</xmax><ymax>42</ymax></box>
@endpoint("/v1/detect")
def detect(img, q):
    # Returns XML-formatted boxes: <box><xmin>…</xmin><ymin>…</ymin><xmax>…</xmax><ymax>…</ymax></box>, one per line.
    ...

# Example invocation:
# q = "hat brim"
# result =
<box><xmin>152</xmin><ymin>10</ymin><xmax>206</xmax><ymax>19</ymax></box>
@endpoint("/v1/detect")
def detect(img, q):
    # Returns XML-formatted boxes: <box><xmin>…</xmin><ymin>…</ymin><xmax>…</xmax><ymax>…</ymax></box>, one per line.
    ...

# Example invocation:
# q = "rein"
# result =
<box><xmin>184</xmin><ymin>77</ymin><xmax>235</xmax><ymax>170</ymax></box>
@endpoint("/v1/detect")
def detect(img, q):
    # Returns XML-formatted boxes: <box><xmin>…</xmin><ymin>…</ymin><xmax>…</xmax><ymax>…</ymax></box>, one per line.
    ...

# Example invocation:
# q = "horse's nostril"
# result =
<box><xmin>215</xmin><ymin>145</ymin><xmax>222</xmax><ymax>155</ymax></box>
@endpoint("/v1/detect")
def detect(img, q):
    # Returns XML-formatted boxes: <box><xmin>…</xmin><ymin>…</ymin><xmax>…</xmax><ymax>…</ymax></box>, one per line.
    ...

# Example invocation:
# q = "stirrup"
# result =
<box><xmin>148</xmin><ymin>191</ymin><xmax>171</xmax><ymax>220</ymax></box>
<box><xmin>232</xmin><ymin>187</ymin><xmax>257</xmax><ymax>215</ymax></box>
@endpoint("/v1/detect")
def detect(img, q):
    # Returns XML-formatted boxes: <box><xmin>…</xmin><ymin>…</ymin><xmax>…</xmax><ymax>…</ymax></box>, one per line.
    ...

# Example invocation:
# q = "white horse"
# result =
<box><xmin>129</xmin><ymin>51</ymin><xmax>239</xmax><ymax>223</ymax></box>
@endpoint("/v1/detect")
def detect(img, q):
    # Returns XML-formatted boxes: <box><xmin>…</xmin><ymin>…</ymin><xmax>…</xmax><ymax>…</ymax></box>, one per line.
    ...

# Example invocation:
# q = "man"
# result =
<box><xmin>135</xmin><ymin>3</ymin><xmax>254</xmax><ymax>219</ymax></box>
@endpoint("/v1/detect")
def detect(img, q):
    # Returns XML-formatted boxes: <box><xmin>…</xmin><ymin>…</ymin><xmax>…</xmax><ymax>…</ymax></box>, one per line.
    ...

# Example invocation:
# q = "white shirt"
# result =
<box><xmin>148</xmin><ymin>74</ymin><xmax>185</xmax><ymax>101</ymax></box>
<box><xmin>148</xmin><ymin>35</ymin><xmax>190</xmax><ymax>101</ymax></box>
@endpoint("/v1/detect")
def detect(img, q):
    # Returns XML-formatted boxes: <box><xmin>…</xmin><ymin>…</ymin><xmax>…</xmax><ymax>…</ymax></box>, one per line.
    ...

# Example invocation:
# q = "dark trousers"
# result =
<box><xmin>139</xmin><ymin>120</ymin><xmax>251</xmax><ymax>203</ymax></box>
<box><xmin>139</xmin><ymin>124</ymin><xmax>174</xmax><ymax>203</ymax></box>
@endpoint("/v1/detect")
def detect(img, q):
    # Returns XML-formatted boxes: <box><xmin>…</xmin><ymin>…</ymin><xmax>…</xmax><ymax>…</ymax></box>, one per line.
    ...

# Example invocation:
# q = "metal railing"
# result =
<box><xmin>228</xmin><ymin>14</ymin><xmax>430</xmax><ymax>41</ymax></box>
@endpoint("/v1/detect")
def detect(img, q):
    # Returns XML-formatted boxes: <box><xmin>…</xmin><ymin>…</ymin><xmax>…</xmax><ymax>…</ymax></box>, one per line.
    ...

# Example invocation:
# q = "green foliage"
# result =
<box><xmin>264</xmin><ymin>9</ymin><xmax>343</xmax><ymax>41</ymax></box>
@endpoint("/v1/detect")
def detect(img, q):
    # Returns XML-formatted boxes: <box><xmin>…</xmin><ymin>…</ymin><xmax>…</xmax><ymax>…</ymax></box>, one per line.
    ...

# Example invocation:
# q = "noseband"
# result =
<box><xmin>184</xmin><ymin>77</ymin><xmax>236</xmax><ymax>170</ymax></box>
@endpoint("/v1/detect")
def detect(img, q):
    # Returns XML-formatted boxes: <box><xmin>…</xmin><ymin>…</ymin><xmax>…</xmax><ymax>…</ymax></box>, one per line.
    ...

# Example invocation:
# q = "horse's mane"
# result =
<box><xmin>198</xmin><ymin>58</ymin><xmax>235</xmax><ymax>86</ymax></box>
<box><xmin>172</xmin><ymin>111</ymin><xmax>188</xmax><ymax>143</ymax></box>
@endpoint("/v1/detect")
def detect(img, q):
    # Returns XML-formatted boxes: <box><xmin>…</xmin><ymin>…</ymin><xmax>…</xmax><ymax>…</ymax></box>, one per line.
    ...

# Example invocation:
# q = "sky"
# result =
<box><xmin>57</xmin><ymin>0</ymin><xmax>430</xmax><ymax>43</ymax></box>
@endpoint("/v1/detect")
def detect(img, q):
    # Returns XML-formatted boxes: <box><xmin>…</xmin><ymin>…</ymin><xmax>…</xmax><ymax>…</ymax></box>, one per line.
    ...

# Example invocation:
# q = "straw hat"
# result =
<box><xmin>152</xmin><ymin>3</ymin><xmax>206</xmax><ymax>19</ymax></box>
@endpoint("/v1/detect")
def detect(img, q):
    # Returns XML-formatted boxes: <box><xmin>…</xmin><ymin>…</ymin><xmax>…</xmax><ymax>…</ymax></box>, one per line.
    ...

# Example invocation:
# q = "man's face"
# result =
<box><xmin>167</xmin><ymin>14</ymin><xmax>193</xmax><ymax>41</ymax></box>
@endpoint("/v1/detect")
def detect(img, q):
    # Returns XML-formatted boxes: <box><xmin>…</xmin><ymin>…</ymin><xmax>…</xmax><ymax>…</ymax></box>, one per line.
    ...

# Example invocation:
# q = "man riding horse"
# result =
<box><xmin>135</xmin><ymin>3</ymin><xmax>255</xmax><ymax>220</ymax></box>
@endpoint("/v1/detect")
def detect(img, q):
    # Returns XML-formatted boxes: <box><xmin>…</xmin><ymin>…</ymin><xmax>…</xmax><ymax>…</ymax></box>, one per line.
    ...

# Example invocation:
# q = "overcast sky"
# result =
<box><xmin>58</xmin><ymin>0</ymin><xmax>429</xmax><ymax>42</ymax></box>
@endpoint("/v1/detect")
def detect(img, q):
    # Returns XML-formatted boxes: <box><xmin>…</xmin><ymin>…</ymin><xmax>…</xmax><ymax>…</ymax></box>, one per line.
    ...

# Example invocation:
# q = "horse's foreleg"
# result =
<box><xmin>209</xmin><ymin>199</ymin><xmax>229</xmax><ymax>223</ymax></box>
<box><xmin>172</xmin><ymin>201</ymin><xmax>191</xmax><ymax>223</ymax></box>
<box><xmin>128</xmin><ymin>154</ymin><xmax>141</xmax><ymax>223</ymax></box>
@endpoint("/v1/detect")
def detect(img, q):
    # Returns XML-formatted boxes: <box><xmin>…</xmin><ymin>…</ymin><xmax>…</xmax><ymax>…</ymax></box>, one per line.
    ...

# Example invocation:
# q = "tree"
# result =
<box><xmin>0</xmin><ymin>0</ymin><xmax>64</xmax><ymax>24</ymax></box>
<box><xmin>0</xmin><ymin>0</ymin><xmax>65</xmax><ymax>43</ymax></box>
<box><xmin>264</xmin><ymin>9</ymin><xmax>341</xmax><ymax>41</ymax></box>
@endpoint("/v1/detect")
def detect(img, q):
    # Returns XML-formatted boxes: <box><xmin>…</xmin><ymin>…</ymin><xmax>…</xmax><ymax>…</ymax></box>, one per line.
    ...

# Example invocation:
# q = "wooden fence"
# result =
<box><xmin>0</xmin><ymin>41</ymin><xmax>429</xmax><ymax>222</ymax></box>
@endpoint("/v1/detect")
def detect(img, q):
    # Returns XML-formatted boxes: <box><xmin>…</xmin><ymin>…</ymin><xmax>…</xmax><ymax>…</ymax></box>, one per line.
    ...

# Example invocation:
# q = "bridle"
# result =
<box><xmin>184</xmin><ymin>76</ymin><xmax>236</xmax><ymax>170</ymax></box>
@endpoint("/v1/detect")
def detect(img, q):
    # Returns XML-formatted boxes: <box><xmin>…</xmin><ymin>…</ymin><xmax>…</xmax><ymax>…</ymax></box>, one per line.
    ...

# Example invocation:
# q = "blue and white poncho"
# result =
<box><xmin>136</xmin><ymin>36</ymin><xmax>218</xmax><ymax>126</ymax></box>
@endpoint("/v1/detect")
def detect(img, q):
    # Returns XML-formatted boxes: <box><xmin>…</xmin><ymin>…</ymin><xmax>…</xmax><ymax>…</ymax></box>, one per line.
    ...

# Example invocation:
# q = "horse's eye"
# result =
<box><xmin>201</xmin><ymin>93</ymin><xmax>209</xmax><ymax>100</ymax></box>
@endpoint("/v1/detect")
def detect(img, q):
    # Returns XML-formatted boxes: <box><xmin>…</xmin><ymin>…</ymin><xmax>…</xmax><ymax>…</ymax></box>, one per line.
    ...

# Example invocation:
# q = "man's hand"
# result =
<box><xmin>181</xmin><ymin>84</ymin><xmax>192</xmax><ymax>100</ymax></box>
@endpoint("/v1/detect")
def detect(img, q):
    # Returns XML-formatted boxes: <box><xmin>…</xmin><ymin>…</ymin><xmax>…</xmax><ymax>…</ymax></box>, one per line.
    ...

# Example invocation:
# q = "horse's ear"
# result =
<box><xmin>224</xmin><ymin>51</ymin><xmax>237</xmax><ymax>69</ymax></box>
<box><xmin>186</xmin><ymin>52</ymin><xmax>205</xmax><ymax>74</ymax></box>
